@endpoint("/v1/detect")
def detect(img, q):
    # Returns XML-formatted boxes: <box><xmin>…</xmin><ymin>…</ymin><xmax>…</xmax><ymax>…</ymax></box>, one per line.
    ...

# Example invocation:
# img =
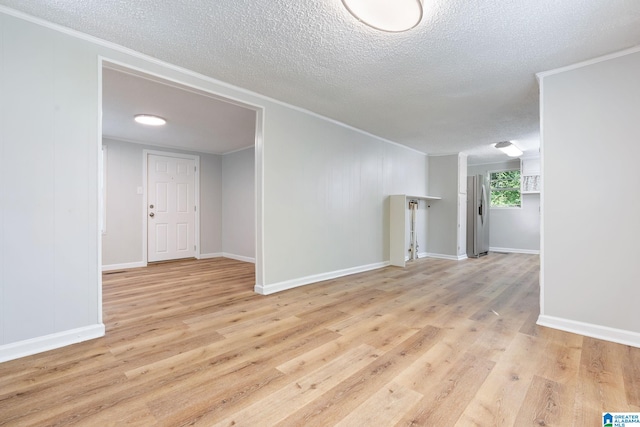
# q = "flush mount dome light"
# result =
<box><xmin>134</xmin><ymin>114</ymin><xmax>166</xmax><ymax>126</ymax></box>
<box><xmin>342</xmin><ymin>0</ymin><xmax>423</xmax><ymax>32</ymax></box>
<box><xmin>495</xmin><ymin>141</ymin><xmax>523</xmax><ymax>157</ymax></box>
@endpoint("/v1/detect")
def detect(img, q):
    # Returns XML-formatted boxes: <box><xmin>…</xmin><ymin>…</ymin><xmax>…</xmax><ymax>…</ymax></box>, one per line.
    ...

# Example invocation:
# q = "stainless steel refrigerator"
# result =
<box><xmin>467</xmin><ymin>174</ymin><xmax>490</xmax><ymax>257</ymax></box>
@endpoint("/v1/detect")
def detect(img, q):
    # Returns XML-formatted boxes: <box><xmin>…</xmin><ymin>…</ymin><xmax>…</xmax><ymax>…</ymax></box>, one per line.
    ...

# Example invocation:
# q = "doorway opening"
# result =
<box><xmin>99</xmin><ymin>59</ymin><xmax>263</xmax><ymax>313</ymax></box>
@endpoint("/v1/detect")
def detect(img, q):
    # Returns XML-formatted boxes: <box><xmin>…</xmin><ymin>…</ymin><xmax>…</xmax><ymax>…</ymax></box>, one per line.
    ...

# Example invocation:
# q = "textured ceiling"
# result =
<box><xmin>2</xmin><ymin>1</ymin><xmax>640</xmax><ymax>163</ymax></box>
<box><xmin>102</xmin><ymin>66</ymin><xmax>257</xmax><ymax>155</ymax></box>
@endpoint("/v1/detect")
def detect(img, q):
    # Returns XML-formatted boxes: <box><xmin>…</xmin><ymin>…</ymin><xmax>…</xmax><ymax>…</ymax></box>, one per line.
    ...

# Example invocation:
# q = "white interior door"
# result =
<box><xmin>147</xmin><ymin>153</ymin><xmax>196</xmax><ymax>262</ymax></box>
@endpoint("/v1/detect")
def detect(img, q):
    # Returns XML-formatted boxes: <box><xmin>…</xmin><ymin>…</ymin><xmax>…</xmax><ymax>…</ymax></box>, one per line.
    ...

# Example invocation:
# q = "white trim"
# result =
<box><xmin>536</xmin><ymin>44</ymin><xmax>640</xmax><ymax>80</ymax></box>
<box><xmin>103</xmin><ymin>61</ymin><xmax>258</xmax><ymax>112</ymax></box>
<box><xmin>254</xmin><ymin>110</ymin><xmax>265</xmax><ymax>290</ymax></box>
<box><xmin>489</xmin><ymin>247</ymin><xmax>540</xmax><ymax>255</ymax></box>
<box><xmin>537</xmin><ymin>315</ymin><xmax>640</xmax><ymax>349</ymax></box>
<box><xmin>0</xmin><ymin>324</ymin><xmax>105</xmax><ymax>364</ymax></box>
<box><xmin>102</xmin><ymin>261</ymin><xmax>146</xmax><ymax>272</ymax></box>
<box><xmin>97</xmin><ymin>62</ymin><xmax>104</xmax><ymax>325</ymax></box>
<box><xmin>102</xmin><ymin>134</ymin><xmax>224</xmax><ymax>156</ymax></box>
<box><xmin>199</xmin><ymin>252</ymin><xmax>223</xmax><ymax>259</ymax></box>
<box><xmin>255</xmin><ymin>262</ymin><xmax>389</xmax><ymax>295</ymax></box>
<box><xmin>100</xmin><ymin>145</ymin><xmax>108</xmax><ymax>235</ymax></box>
<box><xmin>143</xmin><ymin>149</ymin><xmax>202</xmax><ymax>161</ymax></box>
<box><xmin>538</xmin><ymin>72</ymin><xmax>546</xmax><ymax>316</ymax></box>
<box><xmin>194</xmin><ymin>253</ymin><xmax>254</xmax><ymax>262</ymax></box>
<box><xmin>223</xmin><ymin>253</ymin><xmax>256</xmax><ymax>264</ymax></box>
<box><xmin>404</xmin><ymin>252</ymin><xmax>453</xmax><ymax>262</ymax></box>
<box><xmin>425</xmin><ymin>253</ymin><xmax>467</xmax><ymax>261</ymax></box>
<box><xmin>222</xmin><ymin>145</ymin><xmax>256</xmax><ymax>156</ymax></box>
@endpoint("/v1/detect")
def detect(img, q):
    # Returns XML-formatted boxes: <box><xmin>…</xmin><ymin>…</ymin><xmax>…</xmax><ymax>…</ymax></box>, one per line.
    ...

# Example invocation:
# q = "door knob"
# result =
<box><xmin>149</xmin><ymin>212</ymin><xmax>155</xmax><ymax>217</ymax></box>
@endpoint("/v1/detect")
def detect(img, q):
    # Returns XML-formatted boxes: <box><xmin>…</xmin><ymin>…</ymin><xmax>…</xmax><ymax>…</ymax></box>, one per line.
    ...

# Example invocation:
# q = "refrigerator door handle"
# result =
<box><xmin>478</xmin><ymin>185</ymin><xmax>484</xmax><ymax>224</ymax></box>
<box><xmin>480</xmin><ymin>184</ymin><xmax>487</xmax><ymax>225</ymax></box>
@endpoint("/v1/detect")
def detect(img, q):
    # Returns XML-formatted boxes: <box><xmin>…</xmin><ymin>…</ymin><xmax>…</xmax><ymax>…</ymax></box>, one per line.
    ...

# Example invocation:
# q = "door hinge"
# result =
<box><xmin>194</xmin><ymin>206</ymin><xmax>197</xmax><ymax>212</ymax></box>
<box><xmin>194</xmin><ymin>245</ymin><xmax>196</xmax><ymax>251</ymax></box>
<box><xmin>194</xmin><ymin>166</ymin><xmax>197</xmax><ymax>172</ymax></box>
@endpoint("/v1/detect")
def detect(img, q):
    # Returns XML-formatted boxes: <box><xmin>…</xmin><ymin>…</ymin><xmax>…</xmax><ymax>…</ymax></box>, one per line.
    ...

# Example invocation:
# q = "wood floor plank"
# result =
<box><xmin>274</xmin><ymin>325</ymin><xmax>442</xmax><ymax>426</ymax></box>
<box><xmin>513</xmin><ymin>375</ymin><xmax>565</xmax><ymax>427</ymax></box>
<box><xmin>623</xmin><ymin>345</ymin><xmax>640</xmax><ymax>406</ymax></box>
<box><xmin>334</xmin><ymin>381</ymin><xmax>423</xmax><ymax>427</ymax></box>
<box><xmin>397</xmin><ymin>351</ymin><xmax>495</xmax><ymax>426</ymax></box>
<box><xmin>143</xmin><ymin>329</ymin><xmax>343</xmax><ymax>425</ymax></box>
<box><xmin>573</xmin><ymin>337</ymin><xmax>630</xmax><ymax>426</ymax></box>
<box><xmin>0</xmin><ymin>255</ymin><xmax>638</xmax><ymax>426</ymax></box>
<box><xmin>465</xmin><ymin>313</ymin><xmax>527</xmax><ymax>363</ymax></box>
<box><xmin>211</xmin><ymin>344</ymin><xmax>380</xmax><ymax>426</ymax></box>
<box><xmin>455</xmin><ymin>333</ymin><xmax>542</xmax><ymax>426</ymax></box>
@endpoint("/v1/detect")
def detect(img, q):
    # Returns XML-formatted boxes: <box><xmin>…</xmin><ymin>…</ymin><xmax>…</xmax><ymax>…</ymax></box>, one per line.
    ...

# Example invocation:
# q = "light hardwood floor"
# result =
<box><xmin>1</xmin><ymin>254</ymin><xmax>638</xmax><ymax>426</ymax></box>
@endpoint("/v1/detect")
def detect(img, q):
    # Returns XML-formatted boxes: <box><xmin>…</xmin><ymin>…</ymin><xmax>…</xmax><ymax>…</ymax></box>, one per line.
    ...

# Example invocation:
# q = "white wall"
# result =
<box><xmin>538</xmin><ymin>47</ymin><xmax>640</xmax><ymax>347</ymax></box>
<box><xmin>259</xmin><ymin>108</ymin><xmax>427</xmax><ymax>293</ymax></box>
<box><xmin>101</xmin><ymin>139</ymin><xmax>223</xmax><ymax>268</ymax></box>
<box><xmin>221</xmin><ymin>147</ymin><xmax>255</xmax><ymax>262</ymax></box>
<box><xmin>0</xmin><ymin>13</ymin><xmax>102</xmax><ymax>355</ymax></box>
<box><xmin>101</xmin><ymin>140</ymin><xmax>145</xmax><ymax>266</ymax></box>
<box><xmin>0</xmin><ymin>9</ymin><xmax>429</xmax><ymax>359</ymax></box>
<box><xmin>200</xmin><ymin>151</ymin><xmax>224</xmax><ymax>256</ymax></box>
<box><xmin>427</xmin><ymin>154</ymin><xmax>462</xmax><ymax>259</ymax></box>
<box><xmin>468</xmin><ymin>159</ymin><xmax>540</xmax><ymax>253</ymax></box>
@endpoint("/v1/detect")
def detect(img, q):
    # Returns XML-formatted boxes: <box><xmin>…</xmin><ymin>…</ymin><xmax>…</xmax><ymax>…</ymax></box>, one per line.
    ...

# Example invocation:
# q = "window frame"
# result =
<box><xmin>489</xmin><ymin>168</ymin><xmax>522</xmax><ymax>209</ymax></box>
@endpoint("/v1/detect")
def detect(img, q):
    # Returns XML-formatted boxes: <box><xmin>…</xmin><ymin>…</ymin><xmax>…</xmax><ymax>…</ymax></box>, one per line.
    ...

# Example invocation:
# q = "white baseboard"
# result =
<box><xmin>404</xmin><ymin>252</ymin><xmax>429</xmax><ymax>262</ymax></box>
<box><xmin>490</xmin><ymin>247</ymin><xmax>540</xmax><ymax>255</ymax></box>
<box><xmin>223</xmin><ymin>253</ymin><xmax>256</xmax><ymax>264</ymax></box>
<box><xmin>255</xmin><ymin>261</ymin><xmax>389</xmax><ymax>295</ymax></box>
<box><xmin>537</xmin><ymin>315</ymin><xmax>640</xmax><ymax>348</ymax></box>
<box><xmin>102</xmin><ymin>261</ymin><xmax>146</xmax><ymax>272</ymax></box>
<box><xmin>425</xmin><ymin>253</ymin><xmax>467</xmax><ymax>261</ymax></box>
<box><xmin>103</xmin><ymin>254</ymin><xmax>255</xmax><ymax>268</ymax></box>
<box><xmin>0</xmin><ymin>324</ymin><xmax>106</xmax><ymax>363</ymax></box>
<box><xmin>199</xmin><ymin>252</ymin><xmax>223</xmax><ymax>259</ymax></box>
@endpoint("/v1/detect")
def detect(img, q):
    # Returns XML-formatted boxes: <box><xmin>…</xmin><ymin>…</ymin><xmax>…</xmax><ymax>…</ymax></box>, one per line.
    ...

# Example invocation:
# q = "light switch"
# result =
<box><xmin>136</xmin><ymin>186</ymin><xmax>143</xmax><ymax>195</ymax></box>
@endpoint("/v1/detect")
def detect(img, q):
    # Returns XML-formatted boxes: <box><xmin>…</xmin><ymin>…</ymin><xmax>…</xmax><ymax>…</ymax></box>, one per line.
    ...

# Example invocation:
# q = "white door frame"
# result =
<box><xmin>99</xmin><ymin>57</ymin><xmax>265</xmax><ymax>316</ymax></box>
<box><xmin>143</xmin><ymin>149</ymin><xmax>200</xmax><ymax>265</ymax></box>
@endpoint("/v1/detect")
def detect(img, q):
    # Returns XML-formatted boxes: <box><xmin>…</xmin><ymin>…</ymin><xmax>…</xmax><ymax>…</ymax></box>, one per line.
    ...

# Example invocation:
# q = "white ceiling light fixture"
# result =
<box><xmin>495</xmin><ymin>141</ymin><xmax>523</xmax><ymax>157</ymax></box>
<box><xmin>134</xmin><ymin>114</ymin><xmax>167</xmax><ymax>126</ymax></box>
<box><xmin>342</xmin><ymin>0</ymin><xmax>424</xmax><ymax>32</ymax></box>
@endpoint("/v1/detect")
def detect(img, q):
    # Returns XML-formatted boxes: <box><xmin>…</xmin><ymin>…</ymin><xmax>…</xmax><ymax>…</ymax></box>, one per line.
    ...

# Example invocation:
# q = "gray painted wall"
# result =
<box><xmin>102</xmin><ymin>140</ymin><xmax>145</xmax><ymax>265</ymax></box>
<box><xmin>0</xmin><ymin>11</ymin><xmax>428</xmax><ymax>356</ymax></box>
<box><xmin>539</xmin><ymin>48</ymin><xmax>640</xmax><ymax>341</ymax></box>
<box><xmin>0</xmin><ymin>14</ymin><xmax>101</xmax><ymax>346</ymax></box>
<box><xmin>200</xmin><ymin>151</ymin><xmax>224</xmax><ymax>256</ymax></box>
<box><xmin>468</xmin><ymin>160</ymin><xmax>540</xmax><ymax>252</ymax></box>
<box><xmin>222</xmin><ymin>147</ymin><xmax>255</xmax><ymax>260</ymax></box>
<box><xmin>261</xmin><ymin>108</ymin><xmax>427</xmax><ymax>288</ymax></box>
<box><xmin>101</xmin><ymin>139</ymin><xmax>223</xmax><ymax>266</ymax></box>
<box><xmin>427</xmin><ymin>155</ymin><xmax>460</xmax><ymax>257</ymax></box>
